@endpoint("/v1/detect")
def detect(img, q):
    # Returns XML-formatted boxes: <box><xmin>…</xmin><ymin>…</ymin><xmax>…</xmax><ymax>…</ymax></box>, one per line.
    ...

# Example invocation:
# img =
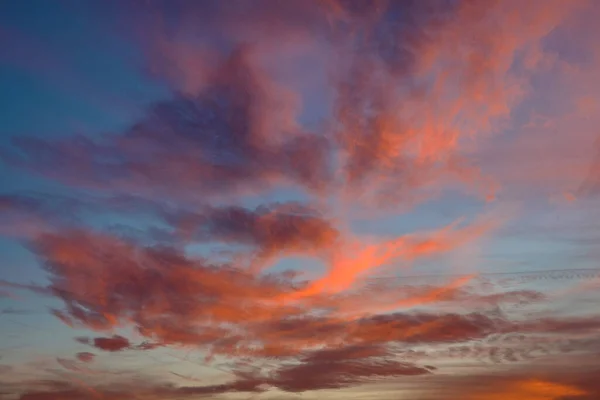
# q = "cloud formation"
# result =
<box><xmin>163</xmin><ymin>202</ymin><xmax>340</xmax><ymax>271</ymax></box>
<box><xmin>5</xmin><ymin>46</ymin><xmax>331</xmax><ymax>203</ymax></box>
<box><xmin>2</xmin><ymin>0</ymin><xmax>600</xmax><ymax>399</ymax></box>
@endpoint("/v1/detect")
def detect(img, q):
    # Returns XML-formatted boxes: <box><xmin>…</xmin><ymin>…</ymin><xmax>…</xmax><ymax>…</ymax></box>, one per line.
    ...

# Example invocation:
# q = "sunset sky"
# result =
<box><xmin>1</xmin><ymin>1</ymin><xmax>600</xmax><ymax>399</ymax></box>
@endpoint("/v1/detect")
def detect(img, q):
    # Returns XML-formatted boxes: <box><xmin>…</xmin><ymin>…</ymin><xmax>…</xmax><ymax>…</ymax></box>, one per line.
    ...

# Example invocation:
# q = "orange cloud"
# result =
<box><xmin>331</xmin><ymin>0</ymin><xmax>588</xmax><ymax>207</ymax></box>
<box><xmin>465</xmin><ymin>379</ymin><xmax>586</xmax><ymax>400</ymax></box>
<box><xmin>364</xmin><ymin>274</ymin><xmax>476</xmax><ymax>314</ymax></box>
<box><xmin>284</xmin><ymin>215</ymin><xmax>495</xmax><ymax>299</ymax></box>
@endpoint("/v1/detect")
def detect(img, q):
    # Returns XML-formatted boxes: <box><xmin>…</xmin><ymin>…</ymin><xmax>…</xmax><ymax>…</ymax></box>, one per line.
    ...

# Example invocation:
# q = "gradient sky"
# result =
<box><xmin>1</xmin><ymin>1</ymin><xmax>600</xmax><ymax>399</ymax></box>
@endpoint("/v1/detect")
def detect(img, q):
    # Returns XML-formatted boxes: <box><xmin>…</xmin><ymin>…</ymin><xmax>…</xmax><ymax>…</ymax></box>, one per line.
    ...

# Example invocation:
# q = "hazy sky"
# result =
<box><xmin>1</xmin><ymin>1</ymin><xmax>600</xmax><ymax>399</ymax></box>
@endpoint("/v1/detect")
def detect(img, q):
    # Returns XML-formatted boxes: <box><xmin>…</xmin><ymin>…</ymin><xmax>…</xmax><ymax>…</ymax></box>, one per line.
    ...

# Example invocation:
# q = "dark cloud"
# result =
<box><xmin>164</xmin><ymin>202</ymin><xmax>339</xmax><ymax>270</ymax></box>
<box><xmin>92</xmin><ymin>335</ymin><xmax>130</xmax><ymax>352</ymax></box>
<box><xmin>19</xmin><ymin>390</ymin><xmax>89</xmax><ymax>400</ymax></box>
<box><xmin>267</xmin><ymin>344</ymin><xmax>431</xmax><ymax>392</ymax></box>
<box><xmin>0</xmin><ymin>192</ymin><xmax>338</xmax><ymax>269</ymax></box>
<box><xmin>8</xmin><ymin>343</ymin><xmax>600</xmax><ymax>399</ymax></box>
<box><xmin>75</xmin><ymin>352</ymin><xmax>95</xmax><ymax>363</ymax></box>
<box><xmin>349</xmin><ymin>311</ymin><xmax>502</xmax><ymax>346</ymax></box>
<box><xmin>5</xmin><ymin>46</ymin><xmax>332</xmax><ymax>202</ymax></box>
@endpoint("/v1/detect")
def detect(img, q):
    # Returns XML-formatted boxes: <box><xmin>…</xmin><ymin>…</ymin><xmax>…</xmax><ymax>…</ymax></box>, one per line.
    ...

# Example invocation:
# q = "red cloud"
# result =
<box><xmin>91</xmin><ymin>335</ymin><xmax>130</xmax><ymax>352</ymax></box>
<box><xmin>164</xmin><ymin>202</ymin><xmax>339</xmax><ymax>272</ymax></box>
<box><xmin>75</xmin><ymin>352</ymin><xmax>95</xmax><ymax>363</ymax></box>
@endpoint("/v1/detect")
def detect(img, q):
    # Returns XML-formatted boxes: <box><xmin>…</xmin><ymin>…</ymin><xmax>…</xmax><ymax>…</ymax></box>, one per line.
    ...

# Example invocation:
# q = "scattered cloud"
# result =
<box><xmin>2</xmin><ymin>0</ymin><xmax>600</xmax><ymax>399</ymax></box>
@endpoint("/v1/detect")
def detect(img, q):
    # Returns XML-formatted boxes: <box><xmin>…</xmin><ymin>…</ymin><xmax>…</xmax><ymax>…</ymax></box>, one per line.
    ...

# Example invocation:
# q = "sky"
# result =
<box><xmin>1</xmin><ymin>0</ymin><xmax>600</xmax><ymax>399</ymax></box>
